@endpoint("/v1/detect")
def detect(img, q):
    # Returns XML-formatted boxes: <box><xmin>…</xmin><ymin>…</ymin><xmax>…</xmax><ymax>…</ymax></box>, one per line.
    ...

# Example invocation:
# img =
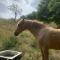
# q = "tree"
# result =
<box><xmin>48</xmin><ymin>0</ymin><xmax>60</xmax><ymax>28</ymax></box>
<box><xmin>37</xmin><ymin>0</ymin><xmax>60</xmax><ymax>26</ymax></box>
<box><xmin>37</xmin><ymin>0</ymin><xmax>51</xmax><ymax>23</ymax></box>
<box><xmin>26</xmin><ymin>11</ymin><xmax>37</xmax><ymax>20</ymax></box>
<box><xmin>20</xmin><ymin>15</ymin><xmax>26</xmax><ymax>19</ymax></box>
<box><xmin>8</xmin><ymin>3</ymin><xmax>22</xmax><ymax>21</ymax></box>
<box><xmin>20</xmin><ymin>11</ymin><xmax>37</xmax><ymax>20</ymax></box>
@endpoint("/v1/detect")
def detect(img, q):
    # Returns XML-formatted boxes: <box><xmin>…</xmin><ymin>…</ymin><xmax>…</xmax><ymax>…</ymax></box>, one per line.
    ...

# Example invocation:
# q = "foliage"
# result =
<box><xmin>26</xmin><ymin>11</ymin><xmax>37</xmax><ymax>20</ymax></box>
<box><xmin>37</xmin><ymin>0</ymin><xmax>60</xmax><ymax>25</ymax></box>
<box><xmin>21</xmin><ymin>11</ymin><xmax>37</xmax><ymax>20</ymax></box>
<box><xmin>20</xmin><ymin>15</ymin><xmax>27</xmax><ymax>19</ymax></box>
<box><xmin>2</xmin><ymin>36</ymin><xmax>18</xmax><ymax>50</ymax></box>
<box><xmin>37</xmin><ymin>0</ymin><xmax>51</xmax><ymax>23</ymax></box>
<box><xmin>48</xmin><ymin>0</ymin><xmax>60</xmax><ymax>25</ymax></box>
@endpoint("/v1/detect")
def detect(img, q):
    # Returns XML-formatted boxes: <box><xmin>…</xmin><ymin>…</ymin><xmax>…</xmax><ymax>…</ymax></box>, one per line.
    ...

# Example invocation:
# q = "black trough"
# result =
<box><xmin>0</xmin><ymin>50</ymin><xmax>22</xmax><ymax>60</ymax></box>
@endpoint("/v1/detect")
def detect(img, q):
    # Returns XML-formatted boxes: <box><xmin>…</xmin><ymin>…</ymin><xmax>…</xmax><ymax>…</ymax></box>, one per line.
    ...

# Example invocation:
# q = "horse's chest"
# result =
<box><xmin>38</xmin><ymin>29</ymin><xmax>49</xmax><ymax>39</ymax></box>
<box><xmin>38</xmin><ymin>29</ymin><xmax>49</xmax><ymax>46</ymax></box>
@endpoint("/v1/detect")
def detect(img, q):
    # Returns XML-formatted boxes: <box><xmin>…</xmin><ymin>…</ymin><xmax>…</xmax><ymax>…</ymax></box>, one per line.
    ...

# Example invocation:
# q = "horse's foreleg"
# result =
<box><xmin>41</xmin><ymin>47</ymin><xmax>49</xmax><ymax>60</ymax></box>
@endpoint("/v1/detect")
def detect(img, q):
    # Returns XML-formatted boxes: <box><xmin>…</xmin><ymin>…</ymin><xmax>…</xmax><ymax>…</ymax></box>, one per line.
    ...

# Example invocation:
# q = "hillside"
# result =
<box><xmin>0</xmin><ymin>19</ymin><xmax>60</xmax><ymax>60</ymax></box>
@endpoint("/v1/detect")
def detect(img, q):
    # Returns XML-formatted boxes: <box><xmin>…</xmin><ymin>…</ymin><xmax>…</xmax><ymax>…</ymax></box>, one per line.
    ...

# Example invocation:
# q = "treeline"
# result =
<box><xmin>21</xmin><ymin>11</ymin><xmax>37</xmax><ymax>20</ymax></box>
<box><xmin>21</xmin><ymin>0</ymin><xmax>60</xmax><ymax>28</ymax></box>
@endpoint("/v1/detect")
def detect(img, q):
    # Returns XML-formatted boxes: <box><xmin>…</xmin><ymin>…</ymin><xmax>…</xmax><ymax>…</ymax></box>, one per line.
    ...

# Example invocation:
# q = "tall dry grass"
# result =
<box><xmin>0</xmin><ymin>19</ymin><xmax>60</xmax><ymax>60</ymax></box>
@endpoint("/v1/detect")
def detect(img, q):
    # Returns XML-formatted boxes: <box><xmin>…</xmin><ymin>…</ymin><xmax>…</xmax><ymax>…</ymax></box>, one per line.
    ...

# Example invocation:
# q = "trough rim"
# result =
<box><xmin>0</xmin><ymin>50</ymin><xmax>22</xmax><ymax>59</ymax></box>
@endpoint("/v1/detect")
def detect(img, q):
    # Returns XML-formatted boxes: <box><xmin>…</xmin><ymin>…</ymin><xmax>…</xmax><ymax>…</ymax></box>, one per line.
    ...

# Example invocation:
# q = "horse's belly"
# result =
<box><xmin>49</xmin><ymin>38</ymin><xmax>60</xmax><ymax>50</ymax></box>
<box><xmin>49</xmin><ymin>43</ymin><xmax>60</xmax><ymax>50</ymax></box>
<box><xmin>48</xmin><ymin>31</ymin><xmax>60</xmax><ymax>50</ymax></box>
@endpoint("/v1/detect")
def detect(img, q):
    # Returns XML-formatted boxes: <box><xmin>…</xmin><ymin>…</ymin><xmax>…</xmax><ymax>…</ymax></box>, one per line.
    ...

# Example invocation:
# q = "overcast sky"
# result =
<box><xmin>0</xmin><ymin>0</ymin><xmax>39</xmax><ymax>18</ymax></box>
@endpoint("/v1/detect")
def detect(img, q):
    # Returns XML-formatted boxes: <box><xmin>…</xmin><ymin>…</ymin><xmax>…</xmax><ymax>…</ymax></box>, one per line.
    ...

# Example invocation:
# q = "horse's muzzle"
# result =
<box><xmin>14</xmin><ymin>32</ymin><xmax>18</xmax><ymax>36</ymax></box>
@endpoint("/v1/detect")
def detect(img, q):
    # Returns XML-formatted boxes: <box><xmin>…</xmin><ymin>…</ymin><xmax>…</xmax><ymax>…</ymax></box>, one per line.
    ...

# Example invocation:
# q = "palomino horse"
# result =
<box><xmin>14</xmin><ymin>19</ymin><xmax>60</xmax><ymax>60</ymax></box>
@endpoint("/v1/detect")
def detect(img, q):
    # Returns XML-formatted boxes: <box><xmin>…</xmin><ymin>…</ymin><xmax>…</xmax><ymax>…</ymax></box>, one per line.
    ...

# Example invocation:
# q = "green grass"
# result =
<box><xmin>0</xmin><ymin>19</ymin><xmax>60</xmax><ymax>60</ymax></box>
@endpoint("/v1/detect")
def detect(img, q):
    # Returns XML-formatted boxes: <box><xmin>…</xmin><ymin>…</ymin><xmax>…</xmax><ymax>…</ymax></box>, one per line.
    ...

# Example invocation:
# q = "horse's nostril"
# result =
<box><xmin>14</xmin><ymin>32</ymin><xmax>18</xmax><ymax>36</ymax></box>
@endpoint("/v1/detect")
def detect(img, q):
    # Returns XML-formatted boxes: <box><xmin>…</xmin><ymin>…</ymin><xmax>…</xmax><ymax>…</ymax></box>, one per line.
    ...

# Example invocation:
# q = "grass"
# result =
<box><xmin>0</xmin><ymin>19</ymin><xmax>60</xmax><ymax>60</ymax></box>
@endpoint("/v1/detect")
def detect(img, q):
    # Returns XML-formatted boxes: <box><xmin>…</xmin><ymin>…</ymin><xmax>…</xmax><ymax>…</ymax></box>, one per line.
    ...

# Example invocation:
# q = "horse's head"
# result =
<box><xmin>14</xmin><ymin>19</ymin><xmax>46</xmax><ymax>36</ymax></box>
<box><xmin>14</xmin><ymin>19</ymin><xmax>26</xmax><ymax>36</ymax></box>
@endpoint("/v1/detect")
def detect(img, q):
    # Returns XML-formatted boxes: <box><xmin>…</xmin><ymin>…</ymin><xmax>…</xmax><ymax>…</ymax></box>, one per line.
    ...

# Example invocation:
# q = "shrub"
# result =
<box><xmin>3</xmin><ymin>36</ymin><xmax>18</xmax><ymax>50</ymax></box>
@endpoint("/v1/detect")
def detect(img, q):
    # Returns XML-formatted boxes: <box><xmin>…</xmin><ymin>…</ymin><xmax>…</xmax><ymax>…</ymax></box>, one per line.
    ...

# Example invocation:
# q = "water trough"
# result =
<box><xmin>0</xmin><ymin>50</ymin><xmax>22</xmax><ymax>60</ymax></box>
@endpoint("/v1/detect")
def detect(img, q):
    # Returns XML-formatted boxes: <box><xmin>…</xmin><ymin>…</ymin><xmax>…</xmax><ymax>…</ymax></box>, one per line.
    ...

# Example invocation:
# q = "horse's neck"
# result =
<box><xmin>27</xmin><ymin>22</ymin><xmax>45</xmax><ymax>38</ymax></box>
<box><xmin>29</xmin><ymin>28</ymin><xmax>40</xmax><ymax>38</ymax></box>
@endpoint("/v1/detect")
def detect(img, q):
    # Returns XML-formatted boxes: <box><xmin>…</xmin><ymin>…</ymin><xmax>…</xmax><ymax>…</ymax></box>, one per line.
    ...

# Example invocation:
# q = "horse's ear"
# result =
<box><xmin>22</xmin><ymin>19</ymin><xmax>25</xmax><ymax>22</ymax></box>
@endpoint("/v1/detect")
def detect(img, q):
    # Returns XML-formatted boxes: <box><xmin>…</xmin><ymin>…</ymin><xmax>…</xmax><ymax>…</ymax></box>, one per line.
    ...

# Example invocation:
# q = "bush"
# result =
<box><xmin>3</xmin><ymin>36</ymin><xmax>18</xmax><ymax>50</ymax></box>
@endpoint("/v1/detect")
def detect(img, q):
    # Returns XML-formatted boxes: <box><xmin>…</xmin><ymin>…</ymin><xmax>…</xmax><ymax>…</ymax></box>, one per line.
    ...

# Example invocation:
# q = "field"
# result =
<box><xmin>0</xmin><ymin>19</ymin><xmax>60</xmax><ymax>60</ymax></box>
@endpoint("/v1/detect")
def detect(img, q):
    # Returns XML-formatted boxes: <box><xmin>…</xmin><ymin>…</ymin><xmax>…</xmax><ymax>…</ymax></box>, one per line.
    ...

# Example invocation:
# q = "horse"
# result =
<box><xmin>14</xmin><ymin>19</ymin><xmax>60</xmax><ymax>60</ymax></box>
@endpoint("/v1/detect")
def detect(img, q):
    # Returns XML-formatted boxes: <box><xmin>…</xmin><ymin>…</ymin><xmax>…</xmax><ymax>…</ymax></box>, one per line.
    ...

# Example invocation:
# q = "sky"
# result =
<box><xmin>0</xmin><ymin>0</ymin><xmax>39</xmax><ymax>18</ymax></box>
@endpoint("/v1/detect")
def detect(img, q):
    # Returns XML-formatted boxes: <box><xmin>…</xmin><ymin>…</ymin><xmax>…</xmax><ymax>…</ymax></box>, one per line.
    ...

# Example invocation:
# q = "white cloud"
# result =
<box><xmin>0</xmin><ymin>0</ymin><xmax>38</xmax><ymax>18</ymax></box>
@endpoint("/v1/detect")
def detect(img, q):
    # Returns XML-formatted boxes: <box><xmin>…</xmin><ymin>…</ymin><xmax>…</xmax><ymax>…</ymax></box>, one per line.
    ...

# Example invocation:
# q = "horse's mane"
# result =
<box><xmin>28</xmin><ymin>20</ymin><xmax>48</xmax><ymax>27</ymax></box>
<box><xmin>17</xmin><ymin>19</ymin><xmax>55</xmax><ymax>29</ymax></box>
<box><xmin>33</xmin><ymin>20</ymin><xmax>44</xmax><ymax>25</ymax></box>
<box><xmin>17</xmin><ymin>19</ymin><xmax>43</xmax><ymax>24</ymax></box>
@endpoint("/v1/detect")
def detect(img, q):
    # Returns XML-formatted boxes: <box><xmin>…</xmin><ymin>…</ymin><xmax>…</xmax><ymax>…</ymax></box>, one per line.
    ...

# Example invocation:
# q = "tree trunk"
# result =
<box><xmin>14</xmin><ymin>12</ymin><xmax>17</xmax><ymax>21</ymax></box>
